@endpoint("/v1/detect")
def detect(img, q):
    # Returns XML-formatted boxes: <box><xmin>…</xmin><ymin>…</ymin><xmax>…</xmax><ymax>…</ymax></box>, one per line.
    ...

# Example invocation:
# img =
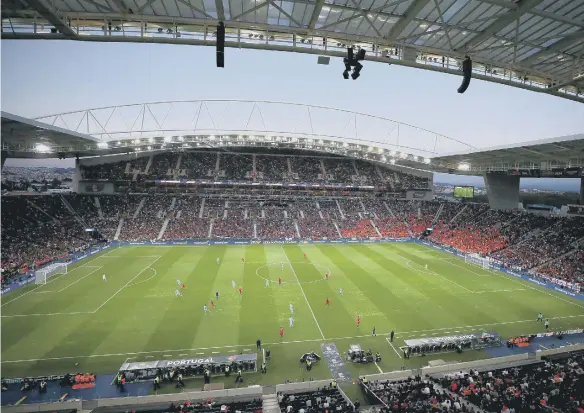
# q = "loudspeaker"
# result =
<box><xmin>457</xmin><ymin>56</ymin><xmax>472</xmax><ymax>94</ymax></box>
<box><xmin>216</xmin><ymin>22</ymin><xmax>225</xmax><ymax>68</ymax></box>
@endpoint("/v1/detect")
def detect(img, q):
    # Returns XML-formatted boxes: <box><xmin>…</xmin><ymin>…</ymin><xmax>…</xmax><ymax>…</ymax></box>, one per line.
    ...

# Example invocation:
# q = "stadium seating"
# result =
<box><xmin>3</xmin><ymin>150</ymin><xmax>584</xmax><ymax>292</ymax></box>
<box><xmin>365</xmin><ymin>376</ymin><xmax>470</xmax><ymax>412</ymax></box>
<box><xmin>436</xmin><ymin>351</ymin><xmax>584</xmax><ymax>413</ymax></box>
<box><xmin>278</xmin><ymin>386</ymin><xmax>353</xmax><ymax>413</ymax></box>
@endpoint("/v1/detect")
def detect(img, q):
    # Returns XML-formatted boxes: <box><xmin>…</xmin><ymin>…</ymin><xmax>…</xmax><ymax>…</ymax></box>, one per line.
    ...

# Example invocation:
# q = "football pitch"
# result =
<box><xmin>2</xmin><ymin>243</ymin><xmax>583</xmax><ymax>389</ymax></box>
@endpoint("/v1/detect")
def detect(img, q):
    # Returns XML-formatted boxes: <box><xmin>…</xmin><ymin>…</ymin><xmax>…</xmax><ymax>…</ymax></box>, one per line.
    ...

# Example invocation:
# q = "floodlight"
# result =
<box><xmin>458</xmin><ymin>162</ymin><xmax>470</xmax><ymax>171</ymax></box>
<box><xmin>424</xmin><ymin>158</ymin><xmax>431</xmax><ymax>164</ymax></box>
<box><xmin>35</xmin><ymin>143</ymin><xmax>51</xmax><ymax>153</ymax></box>
<box><xmin>97</xmin><ymin>142</ymin><xmax>109</xmax><ymax>149</ymax></box>
<box><xmin>164</xmin><ymin>136</ymin><xmax>173</xmax><ymax>143</ymax></box>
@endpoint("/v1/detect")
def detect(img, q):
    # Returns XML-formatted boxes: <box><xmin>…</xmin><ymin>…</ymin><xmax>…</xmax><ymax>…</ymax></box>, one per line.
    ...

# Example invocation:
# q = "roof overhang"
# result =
<box><xmin>431</xmin><ymin>134</ymin><xmax>584</xmax><ymax>175</ymax></box>
<box><xmin>1</xmin><ymin>111</ymin><xmax>100</xmax><ymax>158</ymax></box>
<box><xmin>2</xmin><ymin>0</ymin><xmax>583</xmax><ymax>103</ymax></box>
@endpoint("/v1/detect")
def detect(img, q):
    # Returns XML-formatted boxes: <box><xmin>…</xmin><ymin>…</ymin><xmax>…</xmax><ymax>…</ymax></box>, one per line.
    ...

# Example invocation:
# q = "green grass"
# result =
<box><xmin>2</xmin><ymin>243</ymin><xmax>583</xmax><ymax>390</ymax></box>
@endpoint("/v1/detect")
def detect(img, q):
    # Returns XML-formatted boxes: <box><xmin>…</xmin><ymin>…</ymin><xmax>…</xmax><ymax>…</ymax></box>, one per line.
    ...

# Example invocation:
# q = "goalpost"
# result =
<box><xmin>464</xmin><ymin>254</ymin><xmax>493</xmax><ymax>271</ymax></box>
<box><xmin>35</xmin><ymin>262</ymin><xmax>68</xmax><ymax>285</ymax></box>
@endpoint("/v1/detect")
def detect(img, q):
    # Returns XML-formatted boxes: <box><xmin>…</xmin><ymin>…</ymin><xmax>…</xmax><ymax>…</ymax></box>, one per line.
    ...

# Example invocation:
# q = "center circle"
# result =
<box><xmin>256</xmin><ymin>262</ymin><xmax>332</xmax><ymax>285</ymax></box>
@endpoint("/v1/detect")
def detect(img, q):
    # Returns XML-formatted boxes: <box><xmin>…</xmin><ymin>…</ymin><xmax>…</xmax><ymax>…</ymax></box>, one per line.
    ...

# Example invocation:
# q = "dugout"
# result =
<box><xmin>117</xmin><ymin>354</ymin><xmax>257</xmax><ymax>383</ymax></box>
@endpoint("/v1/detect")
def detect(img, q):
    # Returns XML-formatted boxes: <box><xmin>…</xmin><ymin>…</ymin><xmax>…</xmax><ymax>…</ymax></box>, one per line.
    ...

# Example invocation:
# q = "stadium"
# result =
<box><xmin>1</xmin><ymin>1</ymin><xmax>584</xmax><ymax>413</ymax></box>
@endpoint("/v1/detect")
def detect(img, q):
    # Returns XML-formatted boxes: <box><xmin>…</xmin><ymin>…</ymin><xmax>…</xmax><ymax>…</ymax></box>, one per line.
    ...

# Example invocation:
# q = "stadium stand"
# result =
<box><xmin>278</xmin><ymin>386</ymin><xmax>353</xmax><ymax>413</ymax></box>
<box><xmin>435</xmin><ymin>351</ymin><xmax>584</xmax><ymax>413</ymax></box>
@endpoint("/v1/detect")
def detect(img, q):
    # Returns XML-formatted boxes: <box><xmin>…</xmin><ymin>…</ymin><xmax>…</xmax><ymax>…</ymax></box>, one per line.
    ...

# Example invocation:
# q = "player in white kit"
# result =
<box><xmin>102</xmin><ymin>274</ymin><xmax>107</xmax><ymax>282</ymax></box>
<box><xmin>265</xmin><ymin>279</ymin><xmax>270</xmax><ymax>288</ymax></box>
<box><xmin>177</xmin><ymin>279</ymin><xmax>182</xmax><ymax>287</ymax></box>
<box><xmin>216</xmin><ymin>258</ymin><xmax>220</xmax><ymax>264</ymax></box>
<box><xmin>203</xmin><ymin>304</ymin><xmax>209</xmax><ymax>313</ymax></box>
<box><xmin>281</xmin><ymin>263</ymin><xmax>284</xmax><ymax>270</ymax></box>
<box><xmin>289</xmin><ymin>317</ymin><xmax>294</xmax><ymax>327</ymax></box>
<box><xmin>339</xmin><ymin>288</ymin><xmax>343</xmax><ymax>296</ymax></box>
<box><xmin>175</xmin><ymin>289</ymin><xmax>182</xmax><ymax>297</ymax></box>
<box><xmin>289</xmin><ymin>303</ymin><xmax>294</xmax><ymax>314</ymax></box>
<box><xmin>232</xmin><ymin>280</ymin><xmax>236</xmax><ymax>288</ymax></box>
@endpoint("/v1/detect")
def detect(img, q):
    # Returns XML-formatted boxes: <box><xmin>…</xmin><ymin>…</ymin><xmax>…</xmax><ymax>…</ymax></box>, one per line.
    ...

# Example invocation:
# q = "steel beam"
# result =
<box><xmin>455</xmin><ymin>0</ymin><xmax>543</xmax><ymax>52</ymax></box>
<box><xmin>26</xmin><ymin>0</ymin><xmax>76</xmax><ymax>37</ymax></box>
<box><xmin>520</xmin><ymin>30</ymin><xmax>584</xmax><ymax>67</ymax></box>
<box><xmin>308</xmin><ymin>0</ymin><xmax>325</xmax><ymax>29</ymax></box>
<box><xmin>216</xmin><ymin>0</ymin><xmax>226</xmax><ymax>20</ymax></box>
<box><xmin>386</xmin><ymin>0</ymin><xmax>431</xmax><ymax>42</ymax></box>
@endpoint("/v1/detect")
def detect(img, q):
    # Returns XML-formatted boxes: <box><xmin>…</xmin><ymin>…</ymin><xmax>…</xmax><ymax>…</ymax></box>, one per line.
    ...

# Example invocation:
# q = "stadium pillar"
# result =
<box><xmin>73</xmin><ymin>157</ymin><xmax>81</xmax><ymax>192</ymax></box>
<box><xmin>483</xmin><ymin>173</ymin><xmax>520</xmax><ymax>210</ymax></box>
<box><xmin>1</xmin><ymin>151</ymin><xmax>6</xmax><ymax>169</ymax></box>
<box><xmin>580</xmin><ymin>178</ymin><xmax>584</xmax><ymax>205</ymax></box>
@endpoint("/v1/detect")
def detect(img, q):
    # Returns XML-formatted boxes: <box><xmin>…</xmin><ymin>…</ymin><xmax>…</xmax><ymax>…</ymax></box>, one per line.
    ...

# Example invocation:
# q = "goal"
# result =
<box><xmin>464</xmin><ymin>254</ymin><xmax>493</xmax><ymax>271</ymax></box>
<box><xmin>35</xmin><ymin>262</ymin><xmax>68</xmax><ymax>285</ymax></box>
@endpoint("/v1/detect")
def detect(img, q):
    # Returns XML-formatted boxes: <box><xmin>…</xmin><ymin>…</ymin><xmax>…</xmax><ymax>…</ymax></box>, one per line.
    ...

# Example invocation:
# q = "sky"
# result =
<box><xmin>1</xmin><ymin>40</ymin><xmax>583</xmax><ymax>190</ymax></box>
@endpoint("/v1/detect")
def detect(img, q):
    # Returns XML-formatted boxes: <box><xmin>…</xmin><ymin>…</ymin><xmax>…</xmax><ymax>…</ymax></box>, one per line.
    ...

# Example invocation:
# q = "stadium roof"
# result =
<box><xmin>1</xmin><ymin>111</ymin><xmax>100</xmax><ymax>158</ymax></box>
<box><xmin>1</xmin><ymin>0</ymin><xmax>583</xmax><ymax>103</ymax></box>
<box><xmin>431</xmin><ymin>133</ymin><xmax>584</xmax><ymax>174</ymax></box>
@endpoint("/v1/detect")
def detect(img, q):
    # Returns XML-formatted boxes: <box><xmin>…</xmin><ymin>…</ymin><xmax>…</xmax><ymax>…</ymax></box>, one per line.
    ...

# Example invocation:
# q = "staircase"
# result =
<box><xmin>262</xmin><ymin>394</ymin><xmax>280</xmax><ymax>413</ymax></box>
<box><xmin>199</xmin><ymin>198</ymin><xmax>206</xmax><ymax>218</ymax></box>
<box><xmin>157</xmin><ymin>218</ymin><xmax>170</xmax><ymax>240</ymax></box>
<box><xmin>143</xmin><ymin>155</ymin><xmax>154</xmax><ymax>174</ymax></box>
<box><xmin>26</xmin><ymin>199</ymin><xmax>57</xmax><ymax>222</ymax></box>
<box><xmin>333</xmin><ymin>221</ymin><xmax>343</xmax><ymax>238</ymax></box>
<box><xmin>335</xmin><ymin>200</ymin><xmax>345</xmax><ymax>219</ymax></box>
<box><xmin>133</xmin><ymin>198</ymin><xmax>146</xmax><ymax>218</ymax></box>
<box><xmin>114</xmin><ymin>218</ymin><xmax>124</xmax><ymax>240</ymax></box>
<box><xmin>449</xmin><ymin>204</ymin><xmax>468</xmax><ymax>224</ymax></box>
<box><xmin>370</xmin><ymin>219</ymin><xmax>382</xmax><ymax>237</ymax></box>
<box><xmin>59</xmin><ymin>194</ymin><xmax>87</xmax><ymax>228</ymax></box>
<box><xmin>383</xmin><ymin>201</ymin><xmax>396</xmax><ymax>218</ymax></box>
<box><xmin>431</xmin><ymin>203</ymin><xmax>444</xmax><ymax>226</ymax></box>
<box><xmin>208</xmin><ymin>219</ymin><xmax>214</xmax><ymax>238</ymax></box>
<box><xmin>253</xmin><ymin>221</ymin><xmax>258</xmax><ymax>238</ymax></box>
<box><xmin>94</xmin><ymin>197</ymin><xmax>103</xmax><ymax>219</ymax></box>
<box><xmin>294</xmin><ymin>220</ymin><xmax>301</xmax><ymax>238</ymax></box>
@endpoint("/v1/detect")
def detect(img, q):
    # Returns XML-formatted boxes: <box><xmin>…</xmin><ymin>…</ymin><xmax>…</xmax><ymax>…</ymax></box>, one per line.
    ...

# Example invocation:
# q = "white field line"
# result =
<box><xmin>374</xmin><ymin>361</ymin><xmax>383</xmax><ymax>373</ymax></box>
<box><xmin>128</xmin><ymin>267</ymin><xmax>158</xmax><ymax>286</ymax></box>
<box><xmin>386</xmin><ymin>337</ymin><xmax>402</xmax><ymax>359</ymax></box>
<box><xmin>281</xmin><ymin>246</ymin><xmax>325</xmax><ymax>339</ymax></box>
<box><xmin>92</xmin><ymin>256</ymin><xmax>162</xmax><ymax>314</ymax></box>
<box><xmin>498</xmin><ymin>271</ymin><xmax>584</xmax><ymax>310</ymax></box>
<box><xmin>441</xmin><ymin>258</ymin><xmax>491</xmax><ymax>277</ymax></box>
<box><xmin>395</xmin><ymin>252</ymin><xmax>473</xmax><ymax>293</ymax></box>
<box><xmin>472</xmin><ymin>289</ymin><xmax>527</xmax><ymax>294</ymax></box>
<box><xmin>6</xmin><ymin>313</ymin><xmax>584</xmax><ymax>364</ymax></box>
<box><xmin>1</xmin><ymin>248</ymin><xmax>118</xmax><ymax>307</ymax></box>
<box><xmin>1</xmin><ymin>311</ymin><xmax>93</xmax><ymax>318</ymax></box>
<box><xmin>58</xmin><ymin>266</ymin><xmax>103</xmax><ymax>292</ymax></box>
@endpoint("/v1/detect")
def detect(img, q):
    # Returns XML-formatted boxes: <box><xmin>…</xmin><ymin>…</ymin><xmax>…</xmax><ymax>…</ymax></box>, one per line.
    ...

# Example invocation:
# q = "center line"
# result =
<box><xmin>281</xmin><ymin>246</ymin><xmax>325</xmax><ymax>339</ymax></box>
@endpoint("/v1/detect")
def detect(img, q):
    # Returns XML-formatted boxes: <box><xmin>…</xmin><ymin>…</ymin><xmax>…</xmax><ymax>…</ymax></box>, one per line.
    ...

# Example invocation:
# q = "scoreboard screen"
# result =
<box><xmin>453</xmin><ymin>186</ymin><xmax>475</xmax><ymax>198</ymax></box>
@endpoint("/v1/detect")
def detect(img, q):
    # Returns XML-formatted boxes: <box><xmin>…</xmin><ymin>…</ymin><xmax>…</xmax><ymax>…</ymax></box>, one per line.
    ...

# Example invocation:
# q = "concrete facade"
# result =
<box><xmin>483</xmin><ymin>173</ymin><xmax>520</xmax><ymax>210</ymax></box>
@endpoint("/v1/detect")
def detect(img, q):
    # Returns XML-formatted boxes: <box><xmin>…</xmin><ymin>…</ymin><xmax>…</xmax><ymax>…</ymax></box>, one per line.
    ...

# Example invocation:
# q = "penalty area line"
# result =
<box><xmin>92</xmin><ymin>256</ymin><xmax>162</xmax><ymax>314</ymax></box>
<box><xmin>386</xmin><ymin>337</ymin><xmax>402</xmax><ymax>359</ymax></box>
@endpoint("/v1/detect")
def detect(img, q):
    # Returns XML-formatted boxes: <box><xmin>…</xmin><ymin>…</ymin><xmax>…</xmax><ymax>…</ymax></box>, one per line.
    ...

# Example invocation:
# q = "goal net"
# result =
<box><xmin>464</xmin><ymin>254</ymin><xmax>493</xmax><ymax>270</ymax></box>
<box><xmin>35</xmin><ymin>262</ymin><xmax>68</xmax><ymax>285</ymax></box>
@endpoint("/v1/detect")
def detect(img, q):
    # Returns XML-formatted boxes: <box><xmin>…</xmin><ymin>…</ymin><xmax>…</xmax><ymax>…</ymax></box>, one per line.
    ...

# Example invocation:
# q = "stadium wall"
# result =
<box><xmin>2</xmin><ymin>240</ymin><xmax>582</xmax><ymax>302</ymax></box>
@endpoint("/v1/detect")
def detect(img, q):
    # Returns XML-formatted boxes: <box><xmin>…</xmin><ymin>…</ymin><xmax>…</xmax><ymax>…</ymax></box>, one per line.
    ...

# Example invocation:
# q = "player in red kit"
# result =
<box><xmin>280</xmin><ymin>326</ymin><xmax>284</xmax><ymax>339</ymax></box>
<box><xmin>357</xmin><ymin>316</ymin><xmax>361</xmax><ymax>328</ymax></box>
<box><xmin>325</xmin><ymin>273</ymin><xmax>329</xmax><ymax>280</ymax></box>
<box><xmin>241</xmin><ymin>257</ymin><xmax>245</xmax><ymax>263</ymax></box>
<box><xmin>182</xmin><ymin>283</ymin><xmax>186</xmax><ymax>289</ymax></box>
<box><xmin>325</xmin><ymin>297</ymin><xmax>330</xmax><ymax>307</ymax></box>
<box><xmin>238</xmin><ymin>287</ymin><xmax>243</xmax><ymax>295</ymax></box>
<box><xmin>210</xmin><ymin>300</ymin><xmax>215</xmax><ymax>308</ymax></box>
<box><xmin>304</xmin><ymin>253</ymin><xmax>307</xmax><ymax>259</ymax></box>
<box><xmin>278</xmin><ymin>277</ymin><xmax>282</xmax><ymax>286</ymax></box>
